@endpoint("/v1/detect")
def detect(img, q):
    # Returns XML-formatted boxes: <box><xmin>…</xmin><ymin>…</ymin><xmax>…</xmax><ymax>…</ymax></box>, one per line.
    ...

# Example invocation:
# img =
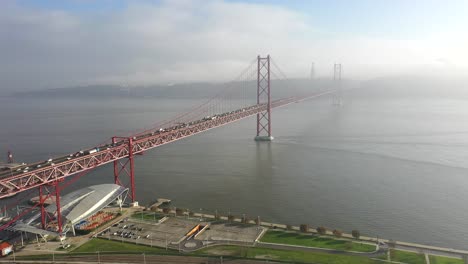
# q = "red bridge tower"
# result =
<box><xmin>255</xmin><ymin>55</ymin><xmax>273</xmax><ymax>141</ymax></box>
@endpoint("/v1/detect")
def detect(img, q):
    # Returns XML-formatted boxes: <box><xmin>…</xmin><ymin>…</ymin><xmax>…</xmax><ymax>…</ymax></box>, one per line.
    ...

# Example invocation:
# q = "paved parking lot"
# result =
<box><xmin>195</xmin><ymin>222</ymin><xmax>264</xmax><ymax>243</ymax></box>
<box><xmin>98</xmin><ymin>217</ymin><xmax>208</xmax><ymax>248</ymax></box>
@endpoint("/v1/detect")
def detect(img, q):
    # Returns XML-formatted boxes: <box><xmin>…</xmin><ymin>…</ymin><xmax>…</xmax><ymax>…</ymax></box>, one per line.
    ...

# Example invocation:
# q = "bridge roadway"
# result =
<box><xmin>0</xmin><ymin>91</ymin><xmax>333</xmax><ymax>199</ymax></box>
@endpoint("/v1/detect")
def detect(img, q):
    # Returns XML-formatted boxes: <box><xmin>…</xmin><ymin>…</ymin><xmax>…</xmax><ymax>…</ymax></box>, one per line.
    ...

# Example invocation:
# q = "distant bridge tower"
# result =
<box><xmin>255</xmin><ymin>55</ymin><xmax>273</xmax><ymax>141</ymax></box>
<box><xmin>332</xmin><ymin>63</ymin><xmax>343</xmax><ymax>106</ymax></box>
<box><xmin>7</xmin><ymin>150</ymin><xmax>13</xmax><ymax>163</ymax></box>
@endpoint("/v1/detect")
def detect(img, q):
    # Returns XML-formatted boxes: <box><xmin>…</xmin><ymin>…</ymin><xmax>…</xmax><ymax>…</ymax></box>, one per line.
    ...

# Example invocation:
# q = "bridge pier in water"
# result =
<box><xmin>255</xmin><ymin>55</ymin><xmax>273</xmax><ymax>142</ymax></box>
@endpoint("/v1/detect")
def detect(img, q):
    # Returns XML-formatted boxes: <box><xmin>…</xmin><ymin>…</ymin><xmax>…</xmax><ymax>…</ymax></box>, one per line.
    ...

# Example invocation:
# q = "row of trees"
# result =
<box><xmin>160</xmin><ymin>207</ymin><xmax>262</xmax><ymax>224</ymax></box>
<box><xmin>299</xmin><ymin>224</ymin><xmax>360</xmax><ymax>239</ymax></box>
<box><xmin>159</xmin><ymin>207</ymin><xmax>362</xmax><ymax>239</ymax></box>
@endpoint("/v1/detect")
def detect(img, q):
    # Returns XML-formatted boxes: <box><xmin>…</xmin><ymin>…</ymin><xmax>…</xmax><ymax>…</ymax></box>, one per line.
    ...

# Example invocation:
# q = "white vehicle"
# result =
<box><xmin>88</xmin><ymin>149</ymin><xmax>97</xmax><ymax>154</ymax></box>
<box><xmin>47</xmin><ymin>158</ymin><xmax>53</xmax><ymax>162</ymax></box>
<box><xmin>62</xmin><ymin>244</ymin><xmax>71</xmax><ymax>249</ymax></box>
<box><xmin>36</xmin><ymin>165</ymin><xmax>41</xmax><ymax>168</ymax></box>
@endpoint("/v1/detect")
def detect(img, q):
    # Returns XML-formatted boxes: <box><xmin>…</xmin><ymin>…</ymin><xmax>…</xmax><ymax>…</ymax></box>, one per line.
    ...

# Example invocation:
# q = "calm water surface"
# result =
<box><xmin>1</xmin><ymin>89</ymin><xmax>468</xmax><ymax>249</ymax></box>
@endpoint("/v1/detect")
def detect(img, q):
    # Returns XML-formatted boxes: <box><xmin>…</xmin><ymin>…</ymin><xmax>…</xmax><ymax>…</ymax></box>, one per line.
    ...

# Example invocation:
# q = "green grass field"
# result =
<box><xmin>260</xmin><ymin>230</ymin><xmax>375</xmax><ymax>252</ymax></box>
<box><xmin>198</xmin><ymin>245</ymin><xmax>381</xmax><ymax>264</ymax></box>
<box><xmin>73</xmin><ymin>238</ymin><xmax>171</xmax><ymax>254</ymax></box>
<box><xmin>386</xmin><ymin>250</ymin><xmax>426</xmax><ymax>264</ymax></box>
<box><xmin>429</xmin><ymin>255</ymin><xmax>464</xmax><ymax>264</ymax></box>
<box><xmin>131</xmin><ymin>212</ymin><xmax>165</xmax><ymax>222</ymax></box>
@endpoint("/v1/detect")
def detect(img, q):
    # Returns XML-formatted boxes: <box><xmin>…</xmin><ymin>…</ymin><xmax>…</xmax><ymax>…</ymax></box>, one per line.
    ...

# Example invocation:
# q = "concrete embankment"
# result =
<box><xmin>147</xmin><ymin>198</ymin><xmax>468</xmax><ymax>259</ymax></box>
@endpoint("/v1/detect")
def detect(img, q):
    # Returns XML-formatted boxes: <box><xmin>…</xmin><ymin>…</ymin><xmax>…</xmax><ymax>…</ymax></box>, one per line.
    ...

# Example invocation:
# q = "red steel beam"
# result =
<box><xmin>54</xmin><ymin>181</ymin><xmax>62</xmax><ymax>235</ymax></box>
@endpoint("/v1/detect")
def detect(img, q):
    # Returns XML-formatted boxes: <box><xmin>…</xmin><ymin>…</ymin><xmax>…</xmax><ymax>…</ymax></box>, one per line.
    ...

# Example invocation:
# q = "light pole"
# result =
<box><xmin>143</xmin><ymin>253</ymin><xmax>146</xmax><ymax>264</ymax></box>
<box><xmin>199</xmin><ymin>208</ymin><xmax>202</xmax><ymax>221</ymax></box>
<box><xmin>97</xmin><ymin>251</ymin><xmax>100</xmax><ymax>264</ymax></box>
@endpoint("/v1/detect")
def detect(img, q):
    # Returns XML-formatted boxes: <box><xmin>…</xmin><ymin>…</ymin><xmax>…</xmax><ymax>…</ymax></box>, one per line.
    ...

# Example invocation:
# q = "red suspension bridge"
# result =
<box><xmin>0</xmin><ymin>55</ymin><xmax>337</xmax><ymax>235</ymax></box>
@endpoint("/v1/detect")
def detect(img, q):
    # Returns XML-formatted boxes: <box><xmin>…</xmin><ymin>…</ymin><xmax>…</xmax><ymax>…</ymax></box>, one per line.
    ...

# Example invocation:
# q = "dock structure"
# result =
<box><xmin>149</xmin><ymin>198</ymin><xmax>171</xmax><ymax>211</ymax></box>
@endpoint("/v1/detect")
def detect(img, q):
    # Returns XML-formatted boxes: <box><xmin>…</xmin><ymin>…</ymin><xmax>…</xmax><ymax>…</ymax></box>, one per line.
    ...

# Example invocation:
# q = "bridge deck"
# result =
<box><xmin>0</xmin><ymin>91</ymin><xmax>333</xmax><ymax>199</ymax></box>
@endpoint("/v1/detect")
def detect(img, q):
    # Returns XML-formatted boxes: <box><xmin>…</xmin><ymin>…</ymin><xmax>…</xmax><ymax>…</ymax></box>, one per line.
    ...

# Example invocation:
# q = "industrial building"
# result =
<box><xmin>13</xmin><ymin>184</ymin><xmax>128</xmax><ymax>238</ymax></box>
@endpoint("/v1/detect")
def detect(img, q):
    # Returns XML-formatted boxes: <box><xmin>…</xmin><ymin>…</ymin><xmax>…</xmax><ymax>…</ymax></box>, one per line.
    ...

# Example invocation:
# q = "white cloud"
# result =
<box><xmin>0</xmin><ymin>0</ymin><xmax>467</xmax><ymax>93</ymax></box>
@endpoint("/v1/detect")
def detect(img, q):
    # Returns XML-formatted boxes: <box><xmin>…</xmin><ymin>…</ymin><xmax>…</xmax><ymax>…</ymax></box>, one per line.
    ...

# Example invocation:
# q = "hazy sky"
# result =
<box><xmin>1</xmin><ymin>0</ymin><xmax>467</xmax><ymax>91</ymax></box>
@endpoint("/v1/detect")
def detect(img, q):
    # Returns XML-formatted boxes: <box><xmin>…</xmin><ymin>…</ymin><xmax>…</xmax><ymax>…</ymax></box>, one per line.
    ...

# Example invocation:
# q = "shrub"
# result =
<box><xmin>316</xmin><ymin>226</ymin><xmax>327</xmax><ymax>235</ymax></box>
<box><xmin>254</xmin><ymin>217</ymin><xmax>260</xmax><ymax>225</ymax></box>
<box><xmin>228</xmin><ymin>214</ymin><xmax>235</xmax><ymax>222</ymax></box>
<box><xmin>286</xmin><ymin>224</ymin><xmax>293</xmax><ymax>230</ymax></box>
<box><xmin>332</xmin><ymin>229</ymin><xmax>343</xmax><ymax>238</ymax></box>
<box><xmin>175</xmin><ymin>208</ymin><xmax>184</xmax><ymax>216</ymax></box>
<box><xmin>351</xmin><ymin>230</ymin><xmax>360</xmax><ymax>239</ymax></box>
<box><xmin>242</xmin><ymin>215</ymin><xmax>249</xmax><ymax>224</ymax></box>
<box><xmin>300</xmin><ymin>224</ymin><xmax>309</xmax><ymax>233</ymax></box>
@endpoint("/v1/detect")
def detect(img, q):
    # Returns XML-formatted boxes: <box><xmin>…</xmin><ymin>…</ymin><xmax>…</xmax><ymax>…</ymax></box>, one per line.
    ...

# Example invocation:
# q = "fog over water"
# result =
<box><xmin>1</xmin><ymin>77</ymin><xmax>468</xmax><ymax>249</ymax></box>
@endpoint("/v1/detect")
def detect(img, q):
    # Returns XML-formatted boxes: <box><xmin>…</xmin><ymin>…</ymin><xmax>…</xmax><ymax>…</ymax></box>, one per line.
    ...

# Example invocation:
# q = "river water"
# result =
<box><xmin>1</xmin><ymin>82</ymin><xmax>468</xmax><ymax>250</ymax></box>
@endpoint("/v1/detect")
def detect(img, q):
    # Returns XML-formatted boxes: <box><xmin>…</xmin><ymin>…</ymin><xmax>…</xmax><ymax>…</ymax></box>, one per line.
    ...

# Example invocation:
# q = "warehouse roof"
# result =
<box><xmin>46</xmin><ymin>184</ymin><xmax>127</xmax><ymax>225</ymax></box>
